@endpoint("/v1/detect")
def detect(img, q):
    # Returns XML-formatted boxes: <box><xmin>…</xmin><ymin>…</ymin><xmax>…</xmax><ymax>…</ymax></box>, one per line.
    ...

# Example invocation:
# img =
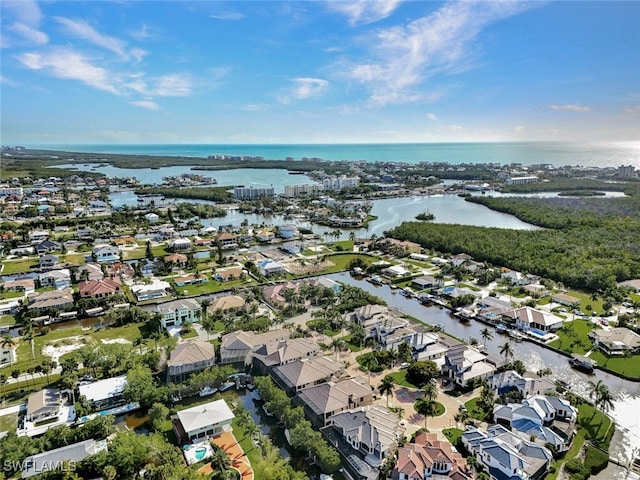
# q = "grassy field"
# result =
<box><xmin>442</xmin><ymin>427</ymin><xmax>464</xmax><ymax>446</ymax></box>
<box><xmin>464</xmin><ymin>397</ymin><xmax>490</xmax><ymax>421</ymax></box>
<box><xmin>587</xmin><ymin>350</ymin><xmax>640</xmax><ymax>378</ymax></box>
<box><xmin>174</xmin><ymin>277</ymin><xmax>252</xmax><ymax>296</ymax></box>
<box><xmin>566</xmin><ymin>289</ymin><xmax>605</xmax><ymax>314</ymax></box>
<box><xmin>1</xmin><ymin>258</ymin><xmax>38</xmax><ymax>275</ymax></box>
<box><xmin>0</xmin><ymin>412</ymin><xmax>18</xmax><ymax>432</ymax></box>
<box><xmin>0</xmin><ymin>315</ymin><xmax>17</xmax><ymax>327</ymax></box>
<box><xmin>387</xmin><ymin>370</ymin><xmax>418</xmax><ymax>389</ymax></box>
<box><xmin>1</xmin><ymin>323</ymin><xmax>143</xmax><ymax>375</ymax></box>
<box><xmin>548</xmin><ymin>319</ymin><xmax>596</xmax><ymax>354</ymax></box>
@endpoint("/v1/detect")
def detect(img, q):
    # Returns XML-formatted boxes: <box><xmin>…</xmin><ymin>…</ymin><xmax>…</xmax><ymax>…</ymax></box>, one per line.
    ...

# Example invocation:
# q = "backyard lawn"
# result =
<box><xmin>387</xmin><ymin>370</ymin><xmax>418</xmax><ymax>389</ymax></box>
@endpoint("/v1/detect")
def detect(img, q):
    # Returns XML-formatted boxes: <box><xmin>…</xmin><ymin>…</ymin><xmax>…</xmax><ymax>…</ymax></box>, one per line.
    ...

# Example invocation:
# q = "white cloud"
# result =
<box><xmin>548</xmin><ymin>104</ymin><xmax>591</xmax><ymax>113</ymax></box>
<box><xmin>210</xmin><ymin>12</ymin><xmax>245</xmax><ymax>21</ymax></box>
<box><xmin>279</xmin><ymin>77</ymin><xmax>329</xmax><ymax>104</ymax></box>
<box><xmin>426</xmin><ymin>112</ymin><xmax>439</xmax><ymax>121</ymax></box>
<box><xmin>345</xmin><ymin>1</ymin><xmax>533</xmax><ymax>106</ymax></box>
<box><xmin>3</xmin><ymin>0</ymin><xmax>48</xmax><ymax>46</ymax></box>
<box><xmin>154</xmin><ymin>74</ymin><xmax>192</xmax><ymax>96</ymax></box>
<box><xmin>54</xmin><ymin>17</ymin><xmax>146</xmax><ymax>62</ymax></box>
<box><xmin>8</xmin><ymin>23</ymin><xmax>48</xmax><ymax>45</ymax></box>
<box><xmin>448</xmin><ymin>125</ymin><xmax>464</xmax><ymax>132</ymax></box>
<box><xmin>514</xmin><ymin>125</ymin><xmax>525</xmax><ymax>132</ymax></box>
<box><xmin>130</xmin><ymin>24</ymin><xmax>155</xmax><ymax>40</ymax></box>
<box><xmin>130</xmin><ymin>100</ymin><xmax>161</xmax><ymax>110</ymax></box>
<box><xmin>327</xmin><ymin>0</ymin><xmax>402</xmax><ymax>26</ymax></box>
<box><xmin>16</xmin><ymin>49</ymin><xmax>120</xmax><ymax>95</ymax></box>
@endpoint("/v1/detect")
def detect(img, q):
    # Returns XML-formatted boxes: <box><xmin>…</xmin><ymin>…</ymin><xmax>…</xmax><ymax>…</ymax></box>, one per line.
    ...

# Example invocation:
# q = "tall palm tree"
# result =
<box><xmin>329</xmin><ymin>337</ymin><xmax>346</xmax><ymax>360</ymax></box>
<box><xmin>480</xmin><ymin>328</ymin><xmax>493</xmax><ymax>349</ymax></box>
<box><xmin>422</xmin><ymin>381</ymin><xmax>438</xmax><ymax>403</ymax></box>
<box><xmin>499</xmin><ymin>341</ymin><xmax>514</xmax><ymax>363</ymax></box>
<box><xmin>415</xmin><ymin>398</ymin><xmax>437</xmax><ymax>430</ymax></box>
<box><xmin>210</xmin><ymin>446</ymin><xmax>231</xmax><ymax>474</ymax></box>
<box><xmin>379</xmin><ymin>375</ymin><xmax>395</xmax><ymax>407</ymax></box>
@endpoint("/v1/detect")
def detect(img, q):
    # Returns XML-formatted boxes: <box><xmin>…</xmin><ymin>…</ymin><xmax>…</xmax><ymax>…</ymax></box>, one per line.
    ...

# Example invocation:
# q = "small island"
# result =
<box><xmin>415</xmin><ymin>211</ymin><xmax>435</xmax><ymax>221</ymax></box>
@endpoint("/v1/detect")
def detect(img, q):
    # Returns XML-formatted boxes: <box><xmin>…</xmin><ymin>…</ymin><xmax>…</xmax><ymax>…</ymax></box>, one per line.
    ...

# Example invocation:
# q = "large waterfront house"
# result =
<box><xmin>443</xmin><ymin>344</ymin><xmax>496</xmax><ymax>387</ymax></box>
<box><xmin>393</xmin><ymin>431</ymin><xmax>472</xmax><ymax>480</ymax></box>
<box><xmin>155</xmin><ymin>298</ymin><xmax>201</xmax><ymax>329</ymax></box>
<box><xmin>271</xmin><ymin>355</ymin><xmax>346</xmax><ymax>394</ymax></box>
<box><xmin>166</xmin><ymin>340</ymin><xmax>216</xmax><ymax>384</ymax></box>
<box><xmin>589</xmin><ymin>327</ymin><xmax>640</xmax><ymax>356</ymax></box>
<box><xmin>25</xmin><ymin>389</ymin><xmax>61</xmax><ymax>423</ymax></box>
<box><xmin>504</xmin><ymin>307</ymin><xmax>564</xmax><ymax>333</ymax></box>
<box><xmin>172</xmin><ymin>399</ymin><xmax>234</xmax><ymax>444</ymax></box>
<box><xmin>489</xmin><ymin>370</ymin><xmax>556</xmax><ymax>398</ymax></box>
<box><xmin>219</xmin><ymin>329</ymin><xmax>290</xmax><ymax>366</ymax></box>
<box><xmin>92</xmin><ymin>244</ymin><xmax>120</xmax><ymax>263</ymax></box>
<box><xmin>78</xmin><ymin>375</ymin><xmax>128</xmax><ymax>412</ymax></box>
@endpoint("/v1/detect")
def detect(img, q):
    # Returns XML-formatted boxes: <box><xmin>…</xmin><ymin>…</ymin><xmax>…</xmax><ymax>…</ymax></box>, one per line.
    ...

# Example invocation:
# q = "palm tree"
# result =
<box><xmin>379</xmin><ymin>375</ymin><xmax>395</xmax><ymax>407</ymax></box>
<box><xmin>1</xmin><ymin>335</ymin><xmax>16</xmax><ymax>366</ymax></box>
<box><xmin>422</xmin><ymin>381</ymin><xmax>438</xmax><ymax>403</ymax></box>
<box><xmin>499</xmin><ymin>341</ymin><xmax>514</xmax><ymax>363</ymax></box>
<box><xmin>480</xmin><ymin>328</ymin><xmax>493</xmax><ymax>349</ymax></box>
<box><xmin>11</xmin><ymin>368</ymin><xmax>21</xmax><ymax>391</ymax></box>
<box><xmin>41</xmin><ymin>359</ymin><xmax>53</xmax><ymax>386</ymax></box>
<box><xmin>210</xmin><ymin>446</ymin><xmax>231</xmax><ymax>474</ymax></box>
<box><xmin>415</xmin><ymin>398</ymin><xmax>437</xmax><ymax>429</ymax></box>
<box><xmin>348</xmin><ymin>231</ymin><xmax>356</xmax><ymax>245</ymax></box>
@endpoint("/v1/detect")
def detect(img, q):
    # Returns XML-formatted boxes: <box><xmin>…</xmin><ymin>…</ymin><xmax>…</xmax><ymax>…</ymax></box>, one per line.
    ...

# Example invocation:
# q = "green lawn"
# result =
<box><xmin>587</xmin><ymin>350</ymin><xmax>640</xmax><ymax>378</ymax></box>
<box><xmin>464</xmin><ymin>397</ymin><xmax>489</xmax><ymax>421</ymax></box>
<box><xmin>60</xmin><ymin>252</ymin><xmax>87</xmax><ymax>265</ymax></box>
<box><xmin>0</xmin><ymin>315</ymin><xmax>16</xmax><ymax>327</ymax></box>
<box><xmin>548</xmin><ymin>319</ymin><xmax>596</xmax><ymax>355</ymax></box>
<box><xmin>320</xmin><ymin>253</ymin><xmax>377</xmax><ymax>273</ymax></box>
<box><xmin>547</xmin><ymin>402</ymin><xmax>614</xmax><ymax>480</ymax></box>
<box><xmin>173</xmin><ymin>277</ymin><xmax>251</xmax><ymax>296</ymax></box>
<box><xmin>0</xmin><ymin>290</ymin><xmax>24</xmax><ymax>300</ymax></box>
<box><xmin>1</xmin><ymin>258</ymin><xmax>37</xmax><ymax>275</ymax></box>
<box><xmin>180</xmin><ymin>329</ymin><xmax>199</xmax><ymax>339</ymax></box>
<box><xmin>1</xmin><ymin>323</ymin><xmax>143</xmax><ymax>375</ymax></box>
<box><xmin>442</xmin><ymin>427</ymin><xmax>464</xmax><ymax>446</ymax></box>
<box><xmin>305</xmin><ymin>320</ymin><xmax>341</xmax><ymax>337</ymax></box>
<box><xmin>341</xmin><ymin>334</ymin><xmax>364</xmax><ymax>352</ymax></box>
<box><xmin>566</xmin><ymin>289</ymin><xmax>605</xmax><ymax>314</ymax></box>
<box><xmin>387</xmin><ymin>370</ymin><xmax>418</xmax><ymax>389</ymax></box>
<box><xmin>0</xmin><ymin>412</ymin><xmax>18</xmax><ymax>432</ymax></box>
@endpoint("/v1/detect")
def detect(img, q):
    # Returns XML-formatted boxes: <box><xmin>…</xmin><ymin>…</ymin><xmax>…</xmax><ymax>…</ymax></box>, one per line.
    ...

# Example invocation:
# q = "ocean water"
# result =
<box><xmin>32</xmin><ymin>141</ymin><xmax>640</xmax><ymax>168</ymax></box>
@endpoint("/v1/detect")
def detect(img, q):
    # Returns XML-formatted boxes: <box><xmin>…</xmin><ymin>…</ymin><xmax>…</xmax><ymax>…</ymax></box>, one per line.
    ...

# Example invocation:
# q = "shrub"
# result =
<box><xmin>564</xmin><ymin>458</ymin><xmax>584</xmax><ymax>474</ymax></box>
<box><xmin>584</xmin><ymin>446</ymin><xmax>609</xmax><ymax>474</ymax></box>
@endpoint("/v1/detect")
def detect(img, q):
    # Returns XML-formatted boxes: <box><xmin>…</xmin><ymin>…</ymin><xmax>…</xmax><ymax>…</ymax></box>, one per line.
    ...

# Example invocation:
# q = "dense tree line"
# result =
<box><xmin>387</xmin><ymin>220</ymin><xmax>640</xmax><ymax>291</ymax></box>
<box><xmin>500</xmin><ymin>177</ymin><xmax>640</xmax><ymax>196</ymax></box>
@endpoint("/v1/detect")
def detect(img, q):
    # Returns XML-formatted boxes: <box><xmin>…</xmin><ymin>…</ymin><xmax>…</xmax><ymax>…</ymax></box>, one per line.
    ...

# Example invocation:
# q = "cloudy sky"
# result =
<box><xmin>1</xmin><ymin>0</ymin><xmax>639</xmax><ymax>144</ymax></box>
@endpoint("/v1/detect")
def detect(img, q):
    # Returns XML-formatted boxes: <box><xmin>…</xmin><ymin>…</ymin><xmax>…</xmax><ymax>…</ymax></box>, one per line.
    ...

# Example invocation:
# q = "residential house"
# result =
<box><xmin>255</xmin><ymin>230</ymin><xmax>275</xmax><ymax>242</ymax></box>
<box><xmin>214</xmin><ymin>266</ymin><xmax>244</xmax><ymax>282</ymax></box>
<box><xmin>77</xmin><ymin>263</ymin><xmax>104</xmax><ymax>282</ymax></box>
<box><xmin>462</xmin><ymin>424</ymin><xmax>553</xmax><ymax>480</ymax></box>
<box><xmin>590</xmin><ymin>327</ymin><xmax>640</xmax><ymax>356</ymax></box>
<box><xmin>280</xmin><ymin>241</ymin><xmax>303</xmax><ymax>255</ymax></box>
<box><xmin>259</xmin><ymin>259</ymin><xmax>286</xmax><ymax>276</ymax></box>
<box><xmin>92</xmin><ymin>244</ymin><xmax>120</xmax><ymax>263</ymax></box>
<box><xmin>208</xmin><ymin>294</ymin><xmax>246</xmax><ymax>314</ymax></box>
<box><xmin>78</xmin><ymin>375</ymin><xmax>127</xmax><ymax>411</ymax></box>
<box><xmin>278</xmin><ymin>224</ymin><xmax>299</xmax><ymax>239</ymax></box>
<box><xmin>488</xmin><ymin>370</ymin><xmax>556</xmax><ymax>399</ymax></box>
<box><xmin>377</xmin><ymin>238</ymin><xmax>422</xmax><ymax>255</ymax></box>
<box><xmin>443</xmin><ymin>344</ymin><xmax>496</xmax><ymax>387</ymax></box>
<box><xmin>215</xmin><ymin>232</ymin><xmax>238</xmax><ymax>249</ymax></box>
<box><xmin>383</xmin><ymin>265</ymin><xmax>412</xmax><ymax>278</ymax></box>
<box><xmin>505</xmin><ymin>307</ymin><xmax>564</xmax><ymax>333</ymax></box>
<box><xmin>167</xmin><ymin>340</ymin><xmax>216</xmax><ymax>384</ymax></box>
<box><xmin>1</xmin><ymin>342</ymin><xmax>17</xmax><ymax>366</ymax></box>
<box><xmin>262</xmin><ymin>282</ymin><xmax>299</xmax><ymax>307</ymax></box>
<box><xmin>619</xmin><ymin>279</ymin><xmax>640</xmax><ymax>293</ymax></box>
<box><xmin>438</xmin><ymin>285</ymin><xmax>481</xmax><ymax>300</ymax></box>
<box><xmin>2</xmin><ymin>278</ymin><xmax>36</xmax><ymax>294</ymax></box>
<box><xmin>253</xmin><ymin>337</ymin><xmax>321</xmax><ymax>372</ymax></box>
<box><xmin>174</xmin><ymin>275</ymin><xmax>207</xmax><ymax>287</ymax></box>
<box><xmin>219</xmin><ymin>330</ymin><xmax>290</xmax><ymax>366</ymax></box>
<box><xmin>323</xmin><ymin>405</ymin><xmax>405</xmax><ymax>476</ymax></box>
<box><xmin>25</xmin><ymin>389</ymin><xmax>61</xmax><ymax>423</ymax></box>
<box><xmin>28</xmin><ymin>288</ymin><xmax>74</xmax><ymax>312</ymax></box>
<box><xmin>411</xmin><ymin>275</ymin><xmax>442</xmax><ymax>291</ymax></box>
<box><xmin>352</xmin><ymin>304</ymin><xmax>390</xmax><ymax>329</ymax></box>
<box><xmin>35</xmin><ymin>239</ymin><xmax>60</xmax><ymax>255</ymax></box>
<box><xmin>77</xmin><ymin>277</ymin><xmax>123</xmax><ymax>299</ymax></box>
<box><xmin>297</xmin><ymin>376</ymin><xmax>373</xmax><ymax>427</ymax></box>
<box><xmin>164</xmin><ymin>253</ymin><xmax>188</xmax><ymax>270</ymax></box>
<box><xmin>155</xmin><ymin>298</ymin><xmax>202</xmax><ymax>329</ymax></box>
<box><xmin>22</xmin><ymin>440</ymin><xmax>107</xmax><ymax>478</ymax></box>
<box><xmin>145</xmin><ymin>212</ymin><xmax>159</xmax><ymax>224</ymax></box>
<box><xmin>173</xmin><ymin>399</ymin><xmax>234</xmax><ymax>443</ymax></box>
<box><xmin>271</xmin><ymin>356</ymin><xmax>346</xmax><ymax>394</ymax></box>
<box><xmin>394</xmin><ymin>432</ymin><xmax>472</xmax><ymax>480</ymax></box>
<box><xmin>131</xmin><ymin>279</ymin><xmax>171</xmax><ymax>302</ymax></box>
<box><xmin>169</xmin><ymin>238</ymin><xmax>193</xmax><ymax>252</ymax></box>
<box><xmin>38</xmin><ymin>269</ymin><xmax>71</xmax><ymax>290</ymax></box>
<box><xmin>551</xmin><ymin>293</ymin><xmax>581</xmax><ymax>307</ymax></box>
<box><xmin>315</xmin><ymin>277</ymin><xmax>342</xmax><ymax>294</ymax></box>
<box><xmin>492</xmin><ymin>395</ymin><xmax>577</xmax><ymax>453</ymax></box>
<box><xmin>28</xmin><ymin>230</ymin><xmax>50</xmax><ymax>242</ymax></box>
<box><xmin>501</xmin><ymin>269</ymin><xmax>530</xmax><ymax>286</ymax></box>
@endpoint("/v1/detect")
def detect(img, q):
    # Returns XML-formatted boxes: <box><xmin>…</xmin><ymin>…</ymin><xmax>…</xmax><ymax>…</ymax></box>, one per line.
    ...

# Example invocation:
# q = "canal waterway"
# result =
<box><xmin>327</xmin><ymin>272</ymin><xmax>640</xmax><ymax>466</ymax></box>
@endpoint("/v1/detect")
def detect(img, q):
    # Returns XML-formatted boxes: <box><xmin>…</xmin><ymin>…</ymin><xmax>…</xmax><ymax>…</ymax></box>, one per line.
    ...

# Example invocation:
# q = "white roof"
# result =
<box><xmin>176</xmin><ymin>399</ymin><xmax>235</xmax><ymax>432</ymax></box>
<box><xmin>78</xmin><ymin>375</ymin><xmax>127</xmax><ymax>403</ymax></box>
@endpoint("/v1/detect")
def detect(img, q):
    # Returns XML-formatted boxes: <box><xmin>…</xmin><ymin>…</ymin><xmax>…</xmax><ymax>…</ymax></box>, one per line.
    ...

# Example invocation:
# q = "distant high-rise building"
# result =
<box><xmin>233</xmin><ymin>186</ymin><xmax>274</xmax><ymax>200</ymax></box>
<box><xmin>617</xmin><ymin>165</ymin><xmax>636</xmax><ymax>178</ymax></box>
<box><xmin>283</xmin><ymin>184</ymin><xmax>323</xmax><ymax>197</ymax></box>
<box><xmin>322</xmin><ymin>176</ymin><xmax>360</xmax><ymax>191</ymax></box>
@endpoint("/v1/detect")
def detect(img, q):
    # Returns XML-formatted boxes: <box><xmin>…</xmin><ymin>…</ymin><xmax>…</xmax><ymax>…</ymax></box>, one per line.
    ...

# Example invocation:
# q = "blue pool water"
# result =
<box><xmin>194</xmin><ymin>447</ymin><xmax>208</xmax><ymax>460</ymax></box>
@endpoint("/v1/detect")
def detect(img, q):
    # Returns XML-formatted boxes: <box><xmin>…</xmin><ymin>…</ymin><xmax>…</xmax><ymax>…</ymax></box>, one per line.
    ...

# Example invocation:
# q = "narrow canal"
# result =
<box><xmin>327</xmin><ymin>272</ymin><xmax>640</xmax><ymax>466</ymax></box>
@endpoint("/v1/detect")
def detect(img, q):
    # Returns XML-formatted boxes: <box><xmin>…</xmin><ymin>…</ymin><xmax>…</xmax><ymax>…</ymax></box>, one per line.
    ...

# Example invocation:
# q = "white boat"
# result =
<box><xmin>319</xmin><ymin>475</ymin><xmax>334</xmax><ymax>480</ymax></box>
<box><xmin>199</xmin><ymin>386</ymin><xmax>218</xmax><ymax>397</ymax></box>
<box><xmin>284</xmin><ymin>428</ymin><xmax>291</xmax><ymax>445</ymax></box>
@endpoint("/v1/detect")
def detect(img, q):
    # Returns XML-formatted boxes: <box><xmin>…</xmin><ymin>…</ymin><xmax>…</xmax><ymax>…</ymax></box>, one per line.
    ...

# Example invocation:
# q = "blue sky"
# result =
<box><xmin>1</xmin><ymin>0</ymin><xmax>639</xmax><ymax>144</ymax></box>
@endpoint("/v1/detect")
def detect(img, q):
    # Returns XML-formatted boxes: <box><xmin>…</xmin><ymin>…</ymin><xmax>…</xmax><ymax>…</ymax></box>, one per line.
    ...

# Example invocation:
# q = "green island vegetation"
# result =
<box><xmin>500</xmin><ymin>177</ymin><xmax>640</xmax><ymax>195</ymax></box>
<box><xmin>172</xmin><ymin>202</ymin><xmax>228</xmax><ymax>219</ymax></box>
<box><xmin>557</xmin><ymin>190</ymin><xmax>606</xmax><ymax>197</ymax></box>
<box><xmin>135</xmin><ymin>185</ymin><xmax>235</xmax><ymax>203</ymax></box>
<box><xmin>415</xmin><ymin>211</ymin><xmax>435</xmax><ymax>221</ymax></box>
<box><xmin>388</xmin><ymin>194</ymin><xmax>640</xmax><ymax>291</ymax></box>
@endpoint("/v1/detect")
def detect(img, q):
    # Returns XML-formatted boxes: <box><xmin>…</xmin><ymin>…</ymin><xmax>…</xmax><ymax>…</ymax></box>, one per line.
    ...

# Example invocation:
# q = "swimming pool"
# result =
<box><xmin>194</xmin><ymin>447</ymin><xmax>208</xmax><ymax>461</ymax></box>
